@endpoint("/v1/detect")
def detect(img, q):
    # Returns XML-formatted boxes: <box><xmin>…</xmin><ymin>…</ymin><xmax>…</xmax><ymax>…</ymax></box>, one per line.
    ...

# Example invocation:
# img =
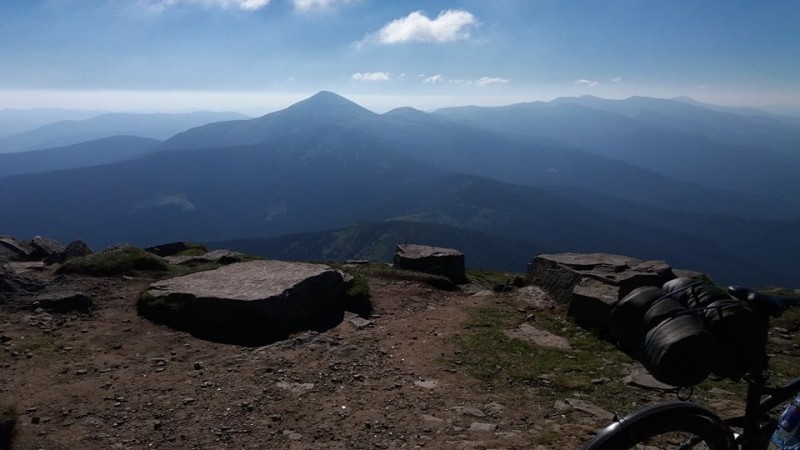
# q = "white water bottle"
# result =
<box><xmin>771</xmin><ymin>394</ymin><xmax>800</xmax><ymax>450</ymax></box>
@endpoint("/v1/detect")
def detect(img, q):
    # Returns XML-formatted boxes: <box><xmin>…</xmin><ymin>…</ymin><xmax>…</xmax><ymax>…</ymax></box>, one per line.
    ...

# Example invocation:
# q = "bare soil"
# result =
<box><xmin>1</xmin><ymin>262</ymin><xmax>797</xmax><ymax>449</ymax></box>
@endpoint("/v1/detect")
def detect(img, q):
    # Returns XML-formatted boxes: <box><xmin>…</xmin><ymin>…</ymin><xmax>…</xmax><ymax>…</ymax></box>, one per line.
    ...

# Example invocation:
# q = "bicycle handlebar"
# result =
<box><xmin>728</xmin><ymin>286</ymin><xmax>800</xmax><ymax>317</ymax></box>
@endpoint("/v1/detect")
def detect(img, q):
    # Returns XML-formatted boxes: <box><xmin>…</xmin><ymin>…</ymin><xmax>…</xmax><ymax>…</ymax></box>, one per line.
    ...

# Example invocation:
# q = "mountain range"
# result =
<box><xmin>1</xmin><ymin>91</ymin><xmax>798</xmax><ymax>287</ymax></box>
<box><xmin>0</xmin><ymin>110</ymin><xmax>248</xmax><ymax>153</ymax></box>
<box><xmin>0</xmin><ymin>136</ymin><xmax>161</xmax><ymax>177</ymax></box>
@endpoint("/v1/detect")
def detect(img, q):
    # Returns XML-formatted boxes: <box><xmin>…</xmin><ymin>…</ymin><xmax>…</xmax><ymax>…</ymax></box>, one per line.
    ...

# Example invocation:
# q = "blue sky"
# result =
<box><xmin>1</xmin><ymin>0</ymin><xmax>798</xmax><ymax>113</ymax></box>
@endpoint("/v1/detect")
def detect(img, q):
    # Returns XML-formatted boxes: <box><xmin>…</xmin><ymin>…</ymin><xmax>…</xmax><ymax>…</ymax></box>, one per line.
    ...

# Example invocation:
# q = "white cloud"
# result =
<box><xmin>423</xmin><ymin>74</ymin><xmax>444</xmax><ymax>84</ymax></box>
<box><xmin>576</xmin><ymin>79</ymin><xmax>600</xmax><ymax>87</ymax></box>
<box><xmin>141</xmin><ymin>0</ymin><xmax>270</xmax><ymax>12</ymax></box>
<box><xmin>290</xmin><ymin>0</ymin><xmax>355</xmax><ymax>12</ymax></box>
<box><xmin>475</xmin><ymin>76</ymin><xmax>510</xmax><ymax>87</ymax></box>
<box><xmin>611</xmin><ymin>76</ymin><xmax>622</xmax><ymax>82</ymax></box>
<box><xmin>352</xmin><ymin>72</ymin><xmax>391</xmax><ymax>81</ymax></box>
<box><xmin>363</xmin><ymin>9</ymin><xmax>477</xmax><ymax>44</ymax></box>
<box><xmin>417</xmin><ymin>74</ymin><xmax>508</xmax><ymax>86</ymax></box>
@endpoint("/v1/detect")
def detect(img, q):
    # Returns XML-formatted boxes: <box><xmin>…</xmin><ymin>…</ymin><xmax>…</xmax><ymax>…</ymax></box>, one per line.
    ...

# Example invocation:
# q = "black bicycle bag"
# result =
<box><xmin>610</xmin><ymin>286</ymin><xmax>713</xmax><ymax>387</ymax></box>
<box><xmin>663</xmin><ymin>278</ymin><xmax>757</xmax><ymax>380</ymax></box>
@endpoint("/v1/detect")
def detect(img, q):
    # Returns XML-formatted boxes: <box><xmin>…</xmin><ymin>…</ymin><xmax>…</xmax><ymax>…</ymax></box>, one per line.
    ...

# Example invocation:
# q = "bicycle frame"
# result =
<box><xmin>719</xmin><ymin>300</ymin><xmax>800</xmax><ymax>449</ymax></box>
<box><xmin>724</xmin><ymin>375</ymin><xmax>800</xmax><ymax>449</ymax></box>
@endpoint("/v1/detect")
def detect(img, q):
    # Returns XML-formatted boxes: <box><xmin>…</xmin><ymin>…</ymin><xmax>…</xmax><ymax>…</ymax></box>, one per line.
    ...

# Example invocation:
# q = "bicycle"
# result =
<box><xmin>581</xmin><ymin>286</ymin><xmax>800</xmax><ymax>450</ymax></box>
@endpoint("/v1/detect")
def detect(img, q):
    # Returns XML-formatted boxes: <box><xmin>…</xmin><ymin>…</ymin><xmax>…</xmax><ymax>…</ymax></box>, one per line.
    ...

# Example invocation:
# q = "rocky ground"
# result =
<box><xmin>1</xmin><ymin>259</ymin><xmax>798</xmax><ymax>450</ymax></box>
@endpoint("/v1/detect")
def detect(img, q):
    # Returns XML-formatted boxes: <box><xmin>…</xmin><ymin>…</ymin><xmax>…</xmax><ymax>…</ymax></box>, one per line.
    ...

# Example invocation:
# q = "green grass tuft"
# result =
<box><xmin>467</xmin><ymin>268</ymin><xmax>524</xmax><ymax>292</ymax></box>
<box><xmin>344</xmin><ymin>272</ymin><xmax>373</xmax><ymax>316</ymax></box>
<box><xmin>453</xmin><ymin>305</ymin><xmax>638</xmax><ymax>412</ymax></box>
<box><xmin>136</xmin><ymin>291</ymin><xmax>190</xmax><ymax>325</ymax></box>
<box><xmin>331</xmin><ymin>262</ymin><xmax>457</xmax><ymax>291</ymax></box>
<box><xmin>57</xmin><ymin>245</ymin><xmax>170</xmax><ymax>276</ymax></box>
<box><xmin>175</xmin><ymin>243</ymin><xmax>209</xmax><ymax>256</ymax></box>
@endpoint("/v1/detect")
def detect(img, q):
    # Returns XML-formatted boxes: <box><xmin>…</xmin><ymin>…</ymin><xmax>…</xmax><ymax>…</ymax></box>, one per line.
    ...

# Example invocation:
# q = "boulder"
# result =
<box><xmin>138</xmin><ymin>260</ymin><xmax>352</xmax><ymax>344</ymax></box>
<box><xmin>164</xmin><ymin>249</ymin><xmax>244</xmax><ymax>266</ymax></box>
<box><xmin>46</xmin><ymin>240</ymin><xmax>93</xmax><ymax>264</ymax></box>
<box><xmin>144</xmin><ymin>242</ymin><xmax>189</xmax><ymax>257</ymax></box>
<box><xmin>0</xmin><ymin>236</ymin><xmax>34</xmax><ymax>261</ymax></box>
<box><xmin>526</xmin><ymin>253</ymin><xmax>676</xmax><ymax>329</ymax></box>
<box><xmin>393</xmin><ymin>244</ymin><xmax>467</xmax><ymax>283</ymax></box>
<box><xmin>0</xmin><ymin>265</ymin><xmax>20</xmax><ymax>298</ymax></box>
<box><xmin>0</xmin><ymin>265</ymin><xmax>45</xmax><ymax>301</ymax></box>
<box><xmin>29</xmin><ymin>236</ymin><xmax>66</xmax><ymax>261</ymax></box>
<box><xmin>34</xmin><ymin>291</ymin><xmax>93</xmax><ymax>313</ymax></box>
<box><xmin>570</xmin><ymin>277</ymin><xmax>621</xmax><ymax>329</ymax></box>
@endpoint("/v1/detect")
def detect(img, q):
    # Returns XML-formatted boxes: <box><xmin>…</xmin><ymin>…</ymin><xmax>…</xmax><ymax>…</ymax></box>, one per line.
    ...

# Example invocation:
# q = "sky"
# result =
<box><xmin>1</xmin><ymin>0</ymin><xmax>799</xmax><ymax>114</ymax></box>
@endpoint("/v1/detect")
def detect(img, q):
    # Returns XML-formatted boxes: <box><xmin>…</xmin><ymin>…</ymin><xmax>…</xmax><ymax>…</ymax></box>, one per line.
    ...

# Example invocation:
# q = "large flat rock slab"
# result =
<box><xmin>0</xmin><ymin>236</ymin><xmax>34</xmax><ymax>261</ymax></box>
<box><xmin>138</xmin><ymin>260</ymin><xmax>352</xmax><ymax>344</ymax></box>
<box><xmin>394</xmin><ymin>244</ymin><xmax>467</xmax><ymax>283</ymax></box>
<box><xmin>526</xmin><ymin>253</ymin><xmax>676</xmax><ymax>329</ymax></box>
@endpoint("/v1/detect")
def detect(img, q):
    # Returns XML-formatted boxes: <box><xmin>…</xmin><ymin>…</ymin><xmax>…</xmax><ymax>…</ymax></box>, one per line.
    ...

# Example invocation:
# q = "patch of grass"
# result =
<box><xmin>136</xmin><ymin>291</ymin><xmax>190</xmax><ymax>325</ymax></box>
<box><xmin>769</xmin><ymin>288</ymin><xmax>800</xmax><ymax>333</ymax></box>
<box><xmin>0</xmin><ymin>404</ymin><xmax>18</xmax><ymax>450</ymax></box>
<box><xmin>57</xmin><ymin>245</ymin><xmax>169</xmax><ymax>276</ymax></box>
<box><xmin>0</xmin><ymin>335</ymin><xmax>59</xmax><ymax>362</ymax></box>
<box><xmin>166</xmin><ymin>261</ymin><xmax>226</xmax><ymax>277</ymax></box>
<box><xmin>453</xmin><ymin>305</ymin><xmax>639</xmax><ymax>412</ymax></box>
<box><xmin>331</xmin><ymin>262</ymin><xmax>457</xmax><ymax>291</ymax></box>
<box><xmin>530</xmin><ymin>422</ymin><xmax>561</xmax><ymax>447</ymax></box>
<box><xmin>344</xmin><ymin>273</ymin><xmax>373</xmax><ymax>316</ymax></box>
<box><xmin>327</xmin><ymin>263</ymin><xmax>374</xmax><ymax>316</ymax></box>
<box><xmin>467</xmin><ymin>268</ymin><xmax>524</xmax><ymax>292</ymax></box>
<box><xmin>175</xmin><ymin>243</ymin><xmax>209</xmax><ymax>256</ymax></box>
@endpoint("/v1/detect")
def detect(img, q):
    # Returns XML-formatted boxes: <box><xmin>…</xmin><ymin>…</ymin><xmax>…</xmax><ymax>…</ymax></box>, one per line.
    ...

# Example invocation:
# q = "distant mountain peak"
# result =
<box><xmin>385</xmin><ymin>106</ymin><xmax>423</xmax><ymax>115</ymax></box>
<box><xmin>383</xmin><ymin>107</ymin><xmax>429</xmax><ymax>119</ymax></box>
<box><xmin>285</xmin><ymin>91</ymin><xmax>376</xmax><ymax>120</ymax></box>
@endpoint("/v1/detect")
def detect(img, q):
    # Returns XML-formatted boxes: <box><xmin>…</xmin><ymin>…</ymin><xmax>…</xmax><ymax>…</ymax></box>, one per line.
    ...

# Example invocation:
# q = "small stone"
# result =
<box><xmin>349</xmin><ymin>317</ymin><xmax>374</xmax><ymax>329</ymax></box>
<box><xmin>420</xmin><ymin>414</ymin><xmax>445</xmax><ymax>424</ymax></box>
<box><xmin>553</xmin><ymin>400</ymin><xmax>570</xmax><ymax>412</ymax></box>
<box><xmin>453</xmin><ymin>406</ymin><xmax>485</xmax><ymax>418</ymax></box>
<box><xmin>565</xmin><ymin>398</ymin><xmax>614</xmax><ymax>421</ymax></box>
<box><xmin>75</xmin><ymin>369</ymin><xmax>88</xmax><ymax>375</ymax></box>
<box><xmin>183</xmin><ymin>398</ymin><xmax>195</xmax><ymax>405</ymax></box>
<box><xmin>282</xmin><ymin>430</ymin><xmax>302</xmax><ymax>441</ymax></box>
<box><xmin>468</xmin><ymin>422</ymin><xmax>497</xmax><ymax>432</ymax></box>
<box><xmin>414</xmin><ymin>379</ymin><xmax>438</xmax><ymax>389</ymax></box>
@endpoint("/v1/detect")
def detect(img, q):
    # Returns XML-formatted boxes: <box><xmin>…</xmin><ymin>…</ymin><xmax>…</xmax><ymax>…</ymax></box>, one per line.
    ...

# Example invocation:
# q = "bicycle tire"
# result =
<box><xmin>581</xmin><ymin>401</ymin><xmax>736</xmax><ymax>450</ymax></box>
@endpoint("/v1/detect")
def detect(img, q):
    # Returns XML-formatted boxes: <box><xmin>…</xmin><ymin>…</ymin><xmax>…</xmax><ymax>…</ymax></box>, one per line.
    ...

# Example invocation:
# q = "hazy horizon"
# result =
<box><xmin>2</xmin><ymin>1</ymin><xmax>799</xmax><ymax>115</ymax></box>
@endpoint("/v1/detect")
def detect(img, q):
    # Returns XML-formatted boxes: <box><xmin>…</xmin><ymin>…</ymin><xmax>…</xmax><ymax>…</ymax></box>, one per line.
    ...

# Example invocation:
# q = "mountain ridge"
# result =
<box><xmin>1</xmin><ymin>91</ymin><xmax>798</xmax><ymax>287</ymax></box>
<box><xmin>0</xmin><ymin>110</ymin><xmax>249</xmax><ymax>153</ymax></box>
<box><xmin>0</xmin><ymin>135</ymin><xmax>161</xmax><ymax>177</ymax></box>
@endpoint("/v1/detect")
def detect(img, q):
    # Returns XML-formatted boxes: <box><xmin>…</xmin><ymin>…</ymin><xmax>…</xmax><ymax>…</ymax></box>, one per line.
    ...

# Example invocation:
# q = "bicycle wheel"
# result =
<box><xmin>582</xmin><ymin>401</ymin><xmax>735</xmax><ymax>450</ymax></box>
